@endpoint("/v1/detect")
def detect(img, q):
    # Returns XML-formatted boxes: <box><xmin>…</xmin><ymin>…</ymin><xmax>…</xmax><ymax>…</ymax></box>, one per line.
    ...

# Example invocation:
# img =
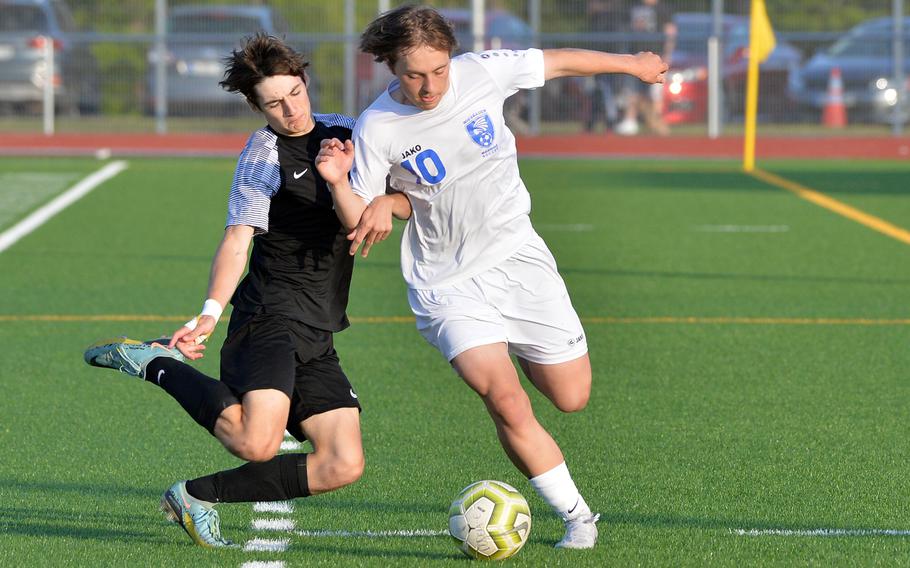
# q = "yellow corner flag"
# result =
<box><xmin>751</xmin><ymin>0</ymin><xmax>776</xmax><ymax>63</ymax></box>
<box><xmin>743</xmin><ymin>0</ymin><xmax>777</xmax><ymax>172</ymax></box>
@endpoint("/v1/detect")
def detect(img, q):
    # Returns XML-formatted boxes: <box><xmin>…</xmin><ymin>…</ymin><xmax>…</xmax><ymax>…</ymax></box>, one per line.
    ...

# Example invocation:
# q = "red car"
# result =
<box><xmin>662</xmin><ymin>12</ymin><xmax>801</xmax><ymax>124</ymax></box>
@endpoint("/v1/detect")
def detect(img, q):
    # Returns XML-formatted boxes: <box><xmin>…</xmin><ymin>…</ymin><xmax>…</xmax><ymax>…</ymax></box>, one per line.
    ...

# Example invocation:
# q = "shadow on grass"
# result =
<box><xmin>0</xmin><ymin>505</ymin><xmax>169</xmax><ymax>544</ymax></box>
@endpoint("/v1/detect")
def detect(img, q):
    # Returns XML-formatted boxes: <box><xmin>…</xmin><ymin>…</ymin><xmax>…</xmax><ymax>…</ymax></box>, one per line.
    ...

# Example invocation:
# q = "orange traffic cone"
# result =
<box><xmin>822</xmin><ymin>67</ymin><xmax>847</xmax><ymax>128</ymax></box>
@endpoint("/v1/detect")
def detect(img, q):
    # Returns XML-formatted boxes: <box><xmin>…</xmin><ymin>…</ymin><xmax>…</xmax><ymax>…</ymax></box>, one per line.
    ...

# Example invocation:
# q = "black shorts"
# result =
<box><xmin>220</xmin><ymin>310</ymin><xmax>361</xmax><ymax>441</ymax></box>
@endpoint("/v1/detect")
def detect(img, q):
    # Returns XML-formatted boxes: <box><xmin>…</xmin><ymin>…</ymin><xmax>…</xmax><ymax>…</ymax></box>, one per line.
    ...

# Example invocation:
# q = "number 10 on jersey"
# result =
<box><xmin>401</xmin><ymin>148</ymin><xmax>447</xmax><ymax>185</ymax></box>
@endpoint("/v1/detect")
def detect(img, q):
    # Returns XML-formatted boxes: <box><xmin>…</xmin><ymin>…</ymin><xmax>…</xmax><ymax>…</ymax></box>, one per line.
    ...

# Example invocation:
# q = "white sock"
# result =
<box><xmin>528</xmin><ymin>462</ymin><xmax>592</xmax><ymax>521</ymax></box>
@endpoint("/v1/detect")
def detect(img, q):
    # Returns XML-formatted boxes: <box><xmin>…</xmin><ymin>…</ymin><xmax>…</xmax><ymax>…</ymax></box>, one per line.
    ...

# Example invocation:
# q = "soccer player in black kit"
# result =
<box><xmin>84</xmin><ymin>34</ymin><xmax>411</xmax><ymax>547</ymax></box>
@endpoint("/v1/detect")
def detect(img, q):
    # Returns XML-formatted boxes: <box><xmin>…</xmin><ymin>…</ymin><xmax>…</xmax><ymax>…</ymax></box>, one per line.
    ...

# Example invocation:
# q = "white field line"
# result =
<box><xmin>694</xmin><ymin>224</ymin><xmax>790</xmax><ymax>233</ymax></box>
<box><xmin>732</xmin><ymin>528</ymin><xmax>910</xmax><ymax>537</ymax></box>
<box><xmin>0</xmin><ymin>173</ymin><xmax>77</xmax><ymax>228</ymax></box>
<box><xmin>252</xmin><ymin>518</ymin><xmax>296</xmax><ymax>531</ymax></box>
<box><xmin>0</xmin><ymin>161</ymin><xmax>128</xmax><ymax>253</ymax></box>
<box><xmin>296</xmin><ymin>529</ymin><xmax>448</xmax><ymax>538</ymax></box>
<box><xmin>279</xmin><ymin>440</ymin><xmax>301</xmax><ymax>451</ymax></box>
<box><xmin>244</xmin><ymin>538</ymin><xmax>290</xmax><ymax>552</ymax></box>
<box><xmin>241</xmin><ymin>563</ymin><xmax>285</xmax><ymax>568</ymax></box>
<box><xmin>253</xmin><ymin>501</ymin><xmax>295</xmax><ymax>514</ymax></box>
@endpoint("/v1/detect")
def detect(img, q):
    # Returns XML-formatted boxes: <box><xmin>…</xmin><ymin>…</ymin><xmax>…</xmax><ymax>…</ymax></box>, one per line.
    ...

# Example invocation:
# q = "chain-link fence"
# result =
<box><xmin>0</xmin><ymin>0</ymin><xmax>905</xmax><ymax>136</ymax></box>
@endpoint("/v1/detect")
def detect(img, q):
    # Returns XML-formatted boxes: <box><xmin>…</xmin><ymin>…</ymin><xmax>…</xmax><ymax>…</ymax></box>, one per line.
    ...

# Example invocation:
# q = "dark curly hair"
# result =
<box><xmin>220</xmin><ymin>33</ymin><xmax>310</xmax><ymax>109</ymax></box>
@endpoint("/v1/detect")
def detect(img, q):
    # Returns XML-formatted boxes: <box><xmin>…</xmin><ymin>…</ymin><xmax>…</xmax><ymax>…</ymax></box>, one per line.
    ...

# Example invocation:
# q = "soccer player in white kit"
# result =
<box><xmin>316</xmin><ymin>5</ymin><xmax>668</xmax><ymax>549</ymax></box>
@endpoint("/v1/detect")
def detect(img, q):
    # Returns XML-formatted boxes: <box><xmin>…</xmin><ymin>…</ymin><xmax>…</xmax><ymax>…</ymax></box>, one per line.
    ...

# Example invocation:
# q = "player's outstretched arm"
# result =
<box><xmin>316</xmin><ymin>138</ymin><xmax>368</xmax><ymax>231</ymax></box>
<box><xmin>543</xmin><ymin>48</ymin><xmax>668</xmax><ymax>84</ymax></box>
<box><xmin>168</xmin><ymin>224</ymin><xmax>254</xmax><ymax>360</ymax></box>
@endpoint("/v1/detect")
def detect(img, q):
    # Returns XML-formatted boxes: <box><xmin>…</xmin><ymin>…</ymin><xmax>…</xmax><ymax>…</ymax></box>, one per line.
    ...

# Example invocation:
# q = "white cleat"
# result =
<box><xmin>555</xmin><ymin>513</ymin><xmax>600</xmax><ymax>549</ymax></box>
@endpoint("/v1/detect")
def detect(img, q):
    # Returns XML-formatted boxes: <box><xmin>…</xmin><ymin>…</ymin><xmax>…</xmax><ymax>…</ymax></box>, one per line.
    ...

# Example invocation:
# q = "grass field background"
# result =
<box><xmin>1</xmin><ymin>156</ymin><xmax>910</xmax><ymax>566</ymax></box>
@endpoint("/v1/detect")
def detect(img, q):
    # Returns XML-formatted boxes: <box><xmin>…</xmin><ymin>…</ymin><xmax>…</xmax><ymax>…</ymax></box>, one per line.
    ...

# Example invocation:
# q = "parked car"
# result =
<box><xmin>788</xmin><ymin>16</ymin><xmax>910</xmax><ymax>124</ymax></box>
<box><xmin>661</xmin><ymin>12</ymin><xmax>802</xmax><ymax>124</ymax></box>
<box><xmin>0</xmin><ymin>0</ymin><xmax>99</xmax><ymax>114</ymax></box>
<box><xmin>147</xmin><ymin>5</ymin><xmax>290</xmax><ymax>115</ymax></box>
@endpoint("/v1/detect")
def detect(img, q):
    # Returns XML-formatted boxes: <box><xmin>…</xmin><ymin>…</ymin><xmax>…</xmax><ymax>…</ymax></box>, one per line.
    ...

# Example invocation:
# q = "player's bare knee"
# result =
<box><xmin>486</xmin><ymin>390</ymin><xmax>534</xmax><ymax>429</ymax></box>
<box><xmin>212</xmin><ymin>406</ymin><xmax>243</xmax><ymax>439</ymax></box>
<box><xmin>323</xmin><ymin>451</ymin><xmax>365</xmax><ymax>490</ymax></box>
<box><xmin>249</xmin><ymin>447</ymin><xmax>281</xmax><ymax>463</ymax></box>
<box><xmin>338</xmin><ymin>453</ymin><xmax>365</xmax><ymax>487</ymax></box>
<box><xmin>553</xmin><ymin>389</ymin><xmax>590</xmax><ymax>413</ymax></box>
<box><xmin>233</xmin><ymin>445</ymin><xmax>278</xmax><ymax>463</ymax></box>
<box><xmin>230</xmin><ymin>435</ymin><xmax>281</xmax><ymax>462</ymax></box>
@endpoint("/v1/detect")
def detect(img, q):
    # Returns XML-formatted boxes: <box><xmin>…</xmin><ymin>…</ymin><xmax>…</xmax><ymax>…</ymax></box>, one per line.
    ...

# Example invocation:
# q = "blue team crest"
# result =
<box><xmin>465</xmin><ymin>112</ymin><xmax>495</xmax><ymax>148</ymax></box>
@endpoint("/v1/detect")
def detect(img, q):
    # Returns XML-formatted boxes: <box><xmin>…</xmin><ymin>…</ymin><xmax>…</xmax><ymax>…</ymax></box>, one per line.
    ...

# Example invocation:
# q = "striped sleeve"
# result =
<box><xmin>314</xmin><ymin>112</ymin><xmax>356</xmax><ymax>131</ymax></box>
<box><xmin>226</xmin><ymin>128</ymin><xmax>281</xmax><ymax>234</ymax></box>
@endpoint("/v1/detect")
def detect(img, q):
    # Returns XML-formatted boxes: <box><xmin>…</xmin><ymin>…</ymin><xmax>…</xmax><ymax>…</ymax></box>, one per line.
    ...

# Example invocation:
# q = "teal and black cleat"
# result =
<box><xmin>83</xmin><ymin>337</ymin><xmax>183</xmax><ymax>379</ymax></box>
<box><xmin>160</xmin><ymin>481</ymin><xmax>235</xmax><ymax>548</ymax></box>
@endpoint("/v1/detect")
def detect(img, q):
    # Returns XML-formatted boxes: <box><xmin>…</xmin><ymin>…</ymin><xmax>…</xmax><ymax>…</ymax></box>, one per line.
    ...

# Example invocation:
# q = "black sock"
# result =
<box><xmin>186</xmin><ymin>454</ymin><xmax>310</xmax><ymax>503</ymax></box>
<box><xmin>144</xmin><ymin>357</ymin><xmax>239</xmax><ymax>434</ymax></box>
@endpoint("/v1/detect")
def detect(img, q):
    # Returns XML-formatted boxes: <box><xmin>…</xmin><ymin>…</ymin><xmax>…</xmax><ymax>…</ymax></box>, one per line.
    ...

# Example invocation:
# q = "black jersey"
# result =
<box><xmin>226</xmin><ymin>114</ymin><xmax>356</xmax><ymax>332</ymax></box>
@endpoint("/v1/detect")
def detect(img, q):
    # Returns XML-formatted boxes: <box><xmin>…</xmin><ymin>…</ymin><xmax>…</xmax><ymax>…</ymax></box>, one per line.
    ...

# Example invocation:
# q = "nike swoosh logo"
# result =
<box><xmin>350</xmin><ymin>389</ymin><xmax>358</xmax><ymax>399</ymax></box>
<box><xmin>293</xmin><ymin>168</ymin><xmax>308</xmax><ymax>179</ymax></box>
<box><xmin>567</xmin><ymin>498</ymin><xmax>580</xmax><ymax>515</ymax></box>
<box><xmin>156</xmin><ymin>369</ymin><xmax>165</xmax><ymax>385</ymax></box>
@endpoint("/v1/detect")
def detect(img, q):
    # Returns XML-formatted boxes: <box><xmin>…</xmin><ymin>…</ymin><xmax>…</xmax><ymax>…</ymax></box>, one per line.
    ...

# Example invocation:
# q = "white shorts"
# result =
<box><xmin>407</xmin><ymin>234</ymin><xmax>588</xmax><ymax>364</ymax></box>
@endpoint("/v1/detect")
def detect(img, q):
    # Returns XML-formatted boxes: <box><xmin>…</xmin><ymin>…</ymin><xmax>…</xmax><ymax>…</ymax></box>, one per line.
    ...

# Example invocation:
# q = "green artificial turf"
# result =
<box><xmin>1</xmin><ymin>157</ymin><xmax>909</xmax><ymax>566</ymax></box>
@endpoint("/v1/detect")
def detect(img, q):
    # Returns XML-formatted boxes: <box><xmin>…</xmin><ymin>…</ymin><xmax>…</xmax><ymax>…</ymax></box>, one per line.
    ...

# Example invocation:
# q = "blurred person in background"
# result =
<box><xmin>616</xmin><ymin>0</ymin><xmax>675</xmax><ymax>135</ymax></box>
<box><xmin>582</xmin><ymin>0</ymin><xmax>628</xmax><ymax>133</ymax></box>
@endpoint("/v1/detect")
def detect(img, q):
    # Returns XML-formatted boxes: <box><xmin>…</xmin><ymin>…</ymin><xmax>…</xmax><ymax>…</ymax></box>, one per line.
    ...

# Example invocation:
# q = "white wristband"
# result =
<box><xmin>181</xmin><ymin>300</ymin><xmax>222</xmax><ymax>344</ymax></box>
<box><xmin>200</xmin><ymin>298</ymin><xmax>223</xmax><ymax>321</ymax></box>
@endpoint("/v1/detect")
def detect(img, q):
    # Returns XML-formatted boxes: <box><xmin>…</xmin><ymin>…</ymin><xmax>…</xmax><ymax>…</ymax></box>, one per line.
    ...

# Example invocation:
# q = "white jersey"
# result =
<box><xmin>350</xmin><ymin>48</ymin><xmax>546</xmax><ymax>289</ymax></box>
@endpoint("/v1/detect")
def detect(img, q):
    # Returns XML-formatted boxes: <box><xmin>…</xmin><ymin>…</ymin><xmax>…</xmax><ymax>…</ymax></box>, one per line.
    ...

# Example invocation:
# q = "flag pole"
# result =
<box><xmin>743</xmin><ymin>0</ymin><xmax>776</xmax><ymax>172</ymax></box>
<box><xmin>743</xmin><ymin>2</ymin><xmax>762</xmax><ymax>172</ymax></box>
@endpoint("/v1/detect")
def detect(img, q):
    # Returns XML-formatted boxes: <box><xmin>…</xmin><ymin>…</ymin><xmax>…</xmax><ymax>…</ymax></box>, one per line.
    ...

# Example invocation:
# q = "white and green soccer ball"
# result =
<box><xmin>448</xmin><ymin>480</ymin><xmax>531</xmax><ymax>560</ymax></box>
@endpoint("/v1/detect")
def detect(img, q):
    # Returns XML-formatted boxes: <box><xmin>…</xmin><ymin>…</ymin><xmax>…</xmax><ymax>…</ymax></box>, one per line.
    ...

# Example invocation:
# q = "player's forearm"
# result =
<box><xmin>328</xmin><ymin>178</ymin><xmax>368</xmax><ymax>231</ymax></box>
<box><xmin>545</xmin><ymin>48</ymin><xmax>667</xmax><ymax>85</ymax></box>
<box><xmin>543</xmin><ymin>49</ymin><xmax>637</xmax><ymax>80</ymax></box>
<box><xmin>205</xmin><ymin>226</ymin><xmax>253</xmax><ymax>311</ymax></box>
<box><xmin>388</xmin><ymin>191</ymin><xmax>412</xmax><ymax>220</ymax></box>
